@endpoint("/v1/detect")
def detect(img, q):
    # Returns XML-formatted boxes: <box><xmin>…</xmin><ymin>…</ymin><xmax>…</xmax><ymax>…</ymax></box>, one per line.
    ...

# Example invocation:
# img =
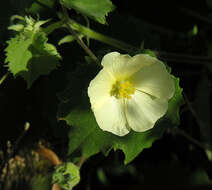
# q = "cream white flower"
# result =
<box><xmin>88</xmin><ymin>52</ymin><xmax>175</xmax><ymax>136</ymax></box>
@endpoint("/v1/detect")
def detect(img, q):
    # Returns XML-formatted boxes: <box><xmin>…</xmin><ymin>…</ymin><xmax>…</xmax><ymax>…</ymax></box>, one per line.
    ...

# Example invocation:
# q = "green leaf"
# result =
<box><xmin>58</xmin><ymin>34</ymin><xmax>84</xmax><ymax>45</ymax></box>
<box><xmin>5</xmin><ymin>33</ymin><xmax>33</xmax><ymax>76</ymax></box>
<box><xmin>64</xmin><ymin>108</ymin><xmax>167</xmax><ymax>164</ymax></box>
<box><xmin>58</xmin><ymin>64</ymin><xmax>183</xmax><ymax>164</ymax></box>
<box><xmin>165</xmin><ymin>77</ymin><xmax>184</xmax><ymax>126</ymax></box>
<box><xmin>5</xmin><ymin>30</ymin><xmax>61</xmax><ymax>88</ymax></box>
<box><xmin>61</xmin><ymin>0</ymin><xmax>115</xmax><ymax>24</ymax></box>
<box><xmin>52</xmin><ymin>162</ymin><xmax>80</xmax><ymax>190</ymax></box>
<box><xmin>8</xmin><ymin>24</ymin><xmax>25</xmax><ymax>32</ymax></box>
<box><xmin>188</xmin><ymin>25</ymin><xmax>198</xmax><ymax>37</ymax></box>
<box><xmin>58</xmin><ymin>35</ymin><xmax>75</xmax><ymax>45</ymax></box>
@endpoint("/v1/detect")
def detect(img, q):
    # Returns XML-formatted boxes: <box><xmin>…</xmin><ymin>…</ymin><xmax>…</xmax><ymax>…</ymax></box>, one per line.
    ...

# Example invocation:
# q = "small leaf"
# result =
<box><xmin>8</xmin><ymin>24</ymin><xmax>24</xmax><ymax>32</ymax></box>
<box><xmin>58</xmin><ymin>35</ymin><xmax>75</xmax><ymax>45</ymax></box>
<box><xmin>52</xmin><ymin>162</ymin><xmax>80</xmax><ymax>190</ymax></box>
<box><xmin>61</xmin><ymin>0</ymin><xmax>115</xmax><ymax>24</ymax></box>
<box><xmin>188</xmin><ymin>25</ymin><xmax>198</xmax><ymax>37</ymax></box>
<box><xmin>58</xmin><ymin>34</ymin><xmax>84</xmax><ymax>45</ymax></box>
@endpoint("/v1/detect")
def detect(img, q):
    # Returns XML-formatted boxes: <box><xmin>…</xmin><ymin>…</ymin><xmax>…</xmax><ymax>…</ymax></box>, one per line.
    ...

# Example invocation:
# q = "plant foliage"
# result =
<box><xmin>61</xmin><ymin>0</ymin><xmax>115</xmax><ymax>24</ymax></box>
<box><xmin>5</xmin><ymin>17</ymin><xmax>61</xmax><ymax>88</ymax></box>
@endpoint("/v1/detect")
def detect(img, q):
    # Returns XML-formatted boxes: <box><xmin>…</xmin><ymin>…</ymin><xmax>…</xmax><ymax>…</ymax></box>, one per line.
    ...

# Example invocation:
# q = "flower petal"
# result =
<box><xmin>102</xmin><ymin>52</ymin><xmax>131</xmax><ymax>80</ymax></box>
<box><xmin>126</xmin><ymin>90</ymin><xmax>168</xmax><ymax>132</ymax></box>
<box><xmin>130</xmin><ymin>62</ymin><xmax>174</xmax><ymax>100</ymax></box>
<box><xmin>88</xmin><ymin>69</ymin><xmax>115</xmax><ymax>110</ymax></box>
<box><xmin>102</xmin><ymin>52</ymin><xmax>159</xmax><ymax>80</ymax></box>
<box><xmin>101</xmin><ymin>52</ymin><xmax>120</xmax><ymax>67</ymax></box>
<box><xmin>92</xmin><ymin>96</ymin><xmax>130</xmax><ymax>136</ymax></box>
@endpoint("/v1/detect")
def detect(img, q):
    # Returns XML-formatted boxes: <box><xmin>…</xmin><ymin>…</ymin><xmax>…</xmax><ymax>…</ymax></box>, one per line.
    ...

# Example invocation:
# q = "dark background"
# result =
<box><xmin>0</xmin><ymin>0</ymin><xmax>212</xmax><ymax>189</ymax></box>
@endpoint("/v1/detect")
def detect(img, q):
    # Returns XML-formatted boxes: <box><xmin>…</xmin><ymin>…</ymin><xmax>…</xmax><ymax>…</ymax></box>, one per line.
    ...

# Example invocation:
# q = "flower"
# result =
<box><xmin>88</xmin><ymin>52</ymin><xmax>175</xmax><ymax>136</ymax></box>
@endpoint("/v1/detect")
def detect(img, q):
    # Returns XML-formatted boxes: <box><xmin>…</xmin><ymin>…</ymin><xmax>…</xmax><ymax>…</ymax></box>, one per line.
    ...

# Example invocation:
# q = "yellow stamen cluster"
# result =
<box><xmin>110</xmin><ymin>80</ymin><xmax>135</xmax><ymax>99</ymax></box>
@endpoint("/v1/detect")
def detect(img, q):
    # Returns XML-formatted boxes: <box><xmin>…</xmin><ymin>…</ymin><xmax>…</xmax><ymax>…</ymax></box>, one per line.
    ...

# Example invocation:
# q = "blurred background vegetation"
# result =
<box><xmin>1</xmin><ymin>0</ymin><xmax>212</xmax><ymax>189</ymax></box>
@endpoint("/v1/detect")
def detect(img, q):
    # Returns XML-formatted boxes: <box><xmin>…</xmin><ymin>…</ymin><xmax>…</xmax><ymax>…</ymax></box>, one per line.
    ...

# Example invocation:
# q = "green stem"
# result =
<box><xmin>0</xmin><ymin>73</ymin><xmax>9</xmax><ymax>85</ymax></box>
<box><xmin>180</xmin><ymin>7</ymin><xmax>212</xmax><ymax>25</ymax></box>
<box><xmin>183</xmin><ymin>92</ymin><xmax>205</xmax><ymax>129</ymax></box>
<box><xmin>44</xmin><ymin>19</ymin><xmax>212</xmax><ymax>65</ymax></box>
<box><xmin>83</xmin><ymin>15</ymin><xmax>90</xmax><ymax>47</ymax></box>
<box><xmin>61</xmin><ymin>6</ymin><xmax>99</xmax><ymax>63</ymax></box>
<box><xmin>44</xmin><ymin>18</ymin><xmax>136</xmax><ymax>53</ymax></box>
<box><xmin>68</xmin><ymin>19</ymin><xmax>136</xmax><ymax>53</ymax></box>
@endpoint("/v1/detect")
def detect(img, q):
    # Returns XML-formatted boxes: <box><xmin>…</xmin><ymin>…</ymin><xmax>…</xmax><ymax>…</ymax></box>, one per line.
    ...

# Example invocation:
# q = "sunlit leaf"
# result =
<box><xmin>61</xmin><ymin>0</ymin><xmax>115</xmax><ymax>24</ymax></box>
<box><xmin>5</xmin><ymin>29</ymin><xmax>60</xmax><ymax>88</ymax></box>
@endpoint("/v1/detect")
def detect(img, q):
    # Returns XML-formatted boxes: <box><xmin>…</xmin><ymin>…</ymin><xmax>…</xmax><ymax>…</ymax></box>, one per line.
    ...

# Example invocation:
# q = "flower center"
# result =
<box><xmin>110</xmin><ymin>80</ymin><xmax>135</xmax><ymax>99</ymax></box>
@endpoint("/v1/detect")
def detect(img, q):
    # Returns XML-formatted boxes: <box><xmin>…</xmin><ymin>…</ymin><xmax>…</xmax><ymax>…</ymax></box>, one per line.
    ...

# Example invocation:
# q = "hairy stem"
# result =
<box><xmin>68</xmin><ymin>18</ymin><xmax>136</xmax><ymax>53</ymax></box>
<box><xmin>44</xmin><ymin>17</ymin><xmax>136</xmax><ymax>53</ymax></box>
<box><xmin>61</xmin><ymin>6</ymin><xmax>99</xmax><ymax>63</ymax></box>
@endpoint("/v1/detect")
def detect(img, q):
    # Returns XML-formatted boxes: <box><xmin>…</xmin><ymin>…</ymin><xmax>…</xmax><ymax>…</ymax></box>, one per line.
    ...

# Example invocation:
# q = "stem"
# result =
<box><xmin>61</xmin><ymin>6</ymin><xmax>99</xmax><ymax>63</ymax></box>
<box><xmin>44</xmin><ymin>19</ymin><xmax>136</xmax><ymax>52</ymax></box>
<box><xmin>157</xmin><ymin>51</ymin><xmax>212</xmax><ymax>65</ymax></box>
<box><xmin>83</xmin><ymin>16</ymin><xmax>90</xmax><ymax>47</ymax></box>
<box><xmin>57</xmin><ymin>18</ymin><xmax>212</xmax><ymax>65</ymax></box>
<box><xmin>0</xmin><ymin>73</ymin><xmax>9</xmax><ymax>85</ymax></box>
<box><xmin>77</xmin><ymin>156</ymin><xmax>86</xmax><ymax>168</ymax></box>
<box><xmin>36</xmin><ymin>146</ymin><xmax>62</xmax><ymax>166</ymax></box>
<box><xmin>183</xmin><ymin>92</ymin><xmax>205</xmax><ymax>129</ymax></box>
<box><xmin>44</xmin><ymin>20</ymin><xmax>212</xmax><ymax>65</ymax></box>
<box><xmin>175</xmin><ymin>128</ymin><xmax>208</xmax><ymax>150</ymax></box>
<box><xmin>180</xmin><ymin>7</ymin><xmax>212</xmax><ymax>25</ymax></box>
<box><xmin>68</xmin><ymin>19</ymin><xmax>136</xmax><ymax>53</ymax></box>
<box><xmin>157</xmin><ymin>57</ymin><xmax>212</xmax><ymax>65</ymax></box>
